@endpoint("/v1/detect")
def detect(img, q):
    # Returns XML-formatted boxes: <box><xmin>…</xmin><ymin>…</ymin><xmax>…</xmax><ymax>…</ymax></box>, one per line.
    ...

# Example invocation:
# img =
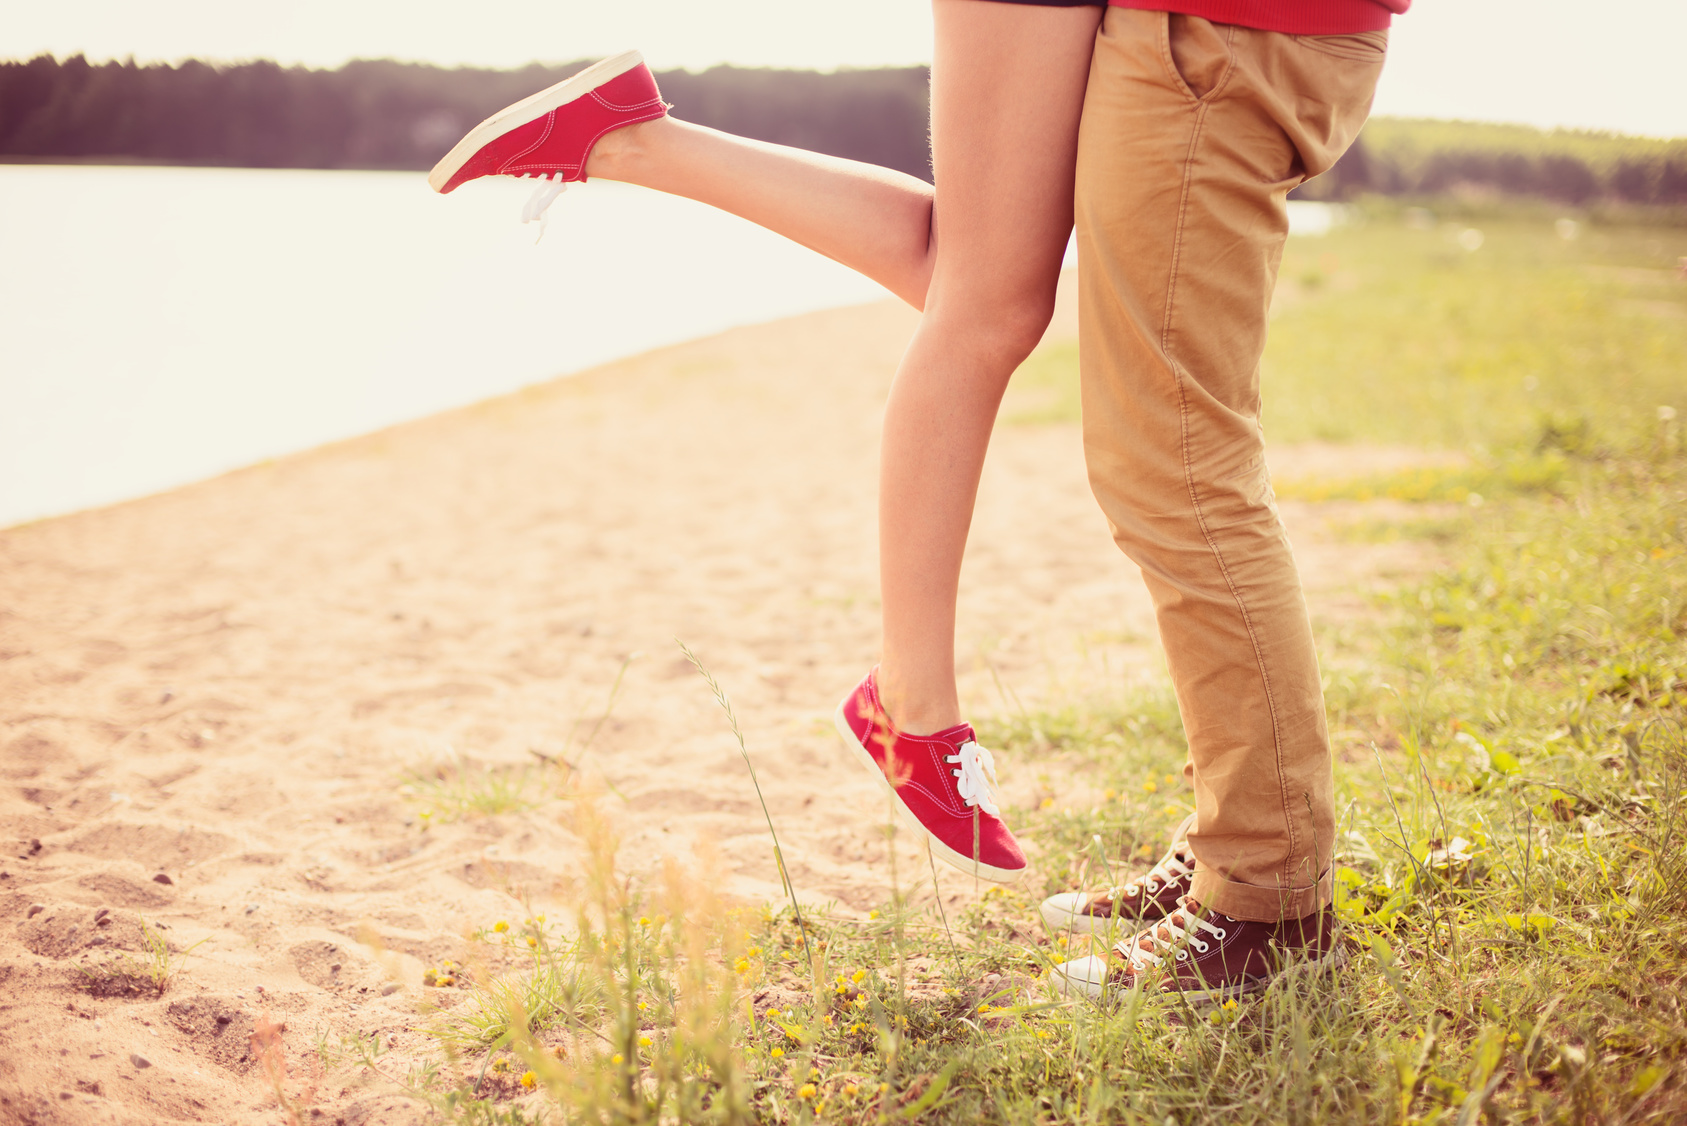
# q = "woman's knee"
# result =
<box><xmin>927</xmin><ymin>287</ymin><xmax>1056</xmax><ymax>368</ymax></box>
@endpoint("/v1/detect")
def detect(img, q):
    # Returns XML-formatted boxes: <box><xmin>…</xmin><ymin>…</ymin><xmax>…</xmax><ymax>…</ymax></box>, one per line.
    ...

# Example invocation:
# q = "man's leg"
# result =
<box><xmin>1076</xmin><ymin>9</ymin><xmax>1386</xmax><ymax>922</ymax></box>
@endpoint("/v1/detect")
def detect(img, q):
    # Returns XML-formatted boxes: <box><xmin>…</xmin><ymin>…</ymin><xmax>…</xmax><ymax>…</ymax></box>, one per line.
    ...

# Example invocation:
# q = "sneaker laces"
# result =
<box><xmin>1109</xmin><ymin>840</ymin><xmax>1194</xmax><ymax>903</ymax></box>
<box><xmin>1116</xmin><ymin>896</ymin><xmax>1229</xmax><ymax>973</ymax></box>
<box><xmin>945</xmin><ymin>741</ymin><xmax>1000</xmax><ymax>817</ymax></box>
<box><xmin>520</xmin><ymin>172</ymin><xmax>569</xmax><ymax>237</ymax></box>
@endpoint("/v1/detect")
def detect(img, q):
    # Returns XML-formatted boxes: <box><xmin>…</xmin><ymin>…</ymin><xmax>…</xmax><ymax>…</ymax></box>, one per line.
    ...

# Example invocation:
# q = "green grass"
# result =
<box><xmin>320</xmin><ymin>211</ymin><xmax>1686</xmax><ymax>1123</ymax></box>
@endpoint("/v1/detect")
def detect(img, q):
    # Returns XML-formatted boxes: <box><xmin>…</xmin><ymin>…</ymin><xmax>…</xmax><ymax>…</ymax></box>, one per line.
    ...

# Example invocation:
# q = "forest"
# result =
<box><xmin>3</xmin><ymin>53</ymin><xmax>1685</xmax><ymax>207</ymax></box>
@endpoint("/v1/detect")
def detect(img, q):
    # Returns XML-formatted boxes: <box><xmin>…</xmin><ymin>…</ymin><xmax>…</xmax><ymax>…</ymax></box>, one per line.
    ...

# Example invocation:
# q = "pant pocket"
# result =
<box><xmin>1165</xmin><ymin>13</ymin><xmax>1236</xmax><ymax>101</ymax></box>
<box><xmin>1291</xmin><ymin>29</ymin><xmax>1388</xmax><ymax>62</ymax></box>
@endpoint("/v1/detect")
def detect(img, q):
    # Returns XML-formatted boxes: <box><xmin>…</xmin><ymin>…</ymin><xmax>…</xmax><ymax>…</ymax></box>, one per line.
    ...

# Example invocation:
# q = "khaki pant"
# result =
<box><xmin>1075</xmin><ymin>9</ymin><xmax>1386</xmax><ymax>922</ymax></box>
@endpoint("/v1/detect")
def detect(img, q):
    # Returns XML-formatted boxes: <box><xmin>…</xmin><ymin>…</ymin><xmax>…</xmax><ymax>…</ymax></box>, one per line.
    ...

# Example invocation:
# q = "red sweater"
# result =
<box><xmin>1112</xmin><ymin>0</ymin><xmax>1408</xmax><ymax>34</ymax></box>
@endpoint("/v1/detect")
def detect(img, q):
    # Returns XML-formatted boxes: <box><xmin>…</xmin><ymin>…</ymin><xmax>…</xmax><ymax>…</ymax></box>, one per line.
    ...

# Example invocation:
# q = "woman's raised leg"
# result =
<box><xmin>875</xmin><ymin>0</ymin><xmax>1102</xmax><ymax>734</ymax></box>
<box><xmin>587</xmin><ymin>120</ymin><xmax>939</xmax><ymax>309</ymax></box>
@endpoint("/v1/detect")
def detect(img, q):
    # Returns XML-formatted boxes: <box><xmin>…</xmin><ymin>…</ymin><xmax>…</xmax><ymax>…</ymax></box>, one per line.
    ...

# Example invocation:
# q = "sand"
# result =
<box><xmin>0</xmin><ymin>273</ymin><xmax>1435</xmax><ymax>1124</ymax></box>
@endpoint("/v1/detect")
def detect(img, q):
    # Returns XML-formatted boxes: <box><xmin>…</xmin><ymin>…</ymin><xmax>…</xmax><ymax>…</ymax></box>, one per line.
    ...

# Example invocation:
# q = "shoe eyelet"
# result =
<box><xmin>1193</xmin><ymin>941</ymin><xmax>1209</xmax><ymax>953</ymax></box>
<box><xmin>1213</xmin><ymin>928</ymin><xmax>1227</xmax><ymax>940</ymax></box>
<box><xmin>1176</xmin><ymin>950</ymin><xmax>1188</xmax><ymax>961</ymax></box>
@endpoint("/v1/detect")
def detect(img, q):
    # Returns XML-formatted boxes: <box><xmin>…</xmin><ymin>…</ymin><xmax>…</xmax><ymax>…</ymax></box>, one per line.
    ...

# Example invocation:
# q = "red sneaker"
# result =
<box><xmin>833</xmin><ymin>669</ymin><xmax>1026</xmax><ymax>883</ymax></box>
<box><xmin>427</xmin><ymin>50</ymin><xmax>668</xmax><ymax>220</ymax></box>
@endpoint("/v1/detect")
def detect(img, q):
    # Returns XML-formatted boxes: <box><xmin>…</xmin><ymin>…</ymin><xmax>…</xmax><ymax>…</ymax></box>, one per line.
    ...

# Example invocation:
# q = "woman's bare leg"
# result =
<box><xmin>588</xmin><ymin>118</ymin><xmax>938</xmax><ymax>308</ymax></box>
<box><xmin>876</xmin><ymin>0</ymin><xmax>1101</xmax><ymax>734</ymax></box>
<box><xmin>591</xmin><ymin>2</ymin><xmax>1099</xmax><ymax>734</ymax></box>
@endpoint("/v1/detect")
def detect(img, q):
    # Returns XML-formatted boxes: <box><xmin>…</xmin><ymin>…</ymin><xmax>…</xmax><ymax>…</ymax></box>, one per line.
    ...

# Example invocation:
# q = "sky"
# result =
<box><xmin>5</xmin><ymin>0</ymin><xmax>1685</xmax><ymax>139</ymax></box>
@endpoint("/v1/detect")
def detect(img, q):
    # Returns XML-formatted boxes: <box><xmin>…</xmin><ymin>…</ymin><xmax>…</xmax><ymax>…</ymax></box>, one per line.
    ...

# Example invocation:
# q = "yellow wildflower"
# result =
<box><xmin>771</xmin><ymin>1048</ymin><xmax>784</xmax><ymax>1059</ymax></box>
<box><xmin>493</xmin><ymin>920</ymin><xmax>509</xmax><ymax>933</ymax></box>
<box><xmin>526</xmin><ymin>936</ymin><xmax>538</xmax><ymax>948</ymax></box>
<box><xmin>520</xmin><ymin>1070</ymin><xmax>536</xmax><ymax>1089</ymax></box>
<box><xmin>611</xmin><ymin>1054</ymin><xmax>624</xmax><ymax>1065</ymax></box>
<box><xmin>639</xmin><ymin>1035</ymin><xmax>652</xmax><ymax>1048</ymax></box>
<box><xmin>798</xmin><ymin>1084</ymin><xmax>817</xmax><ymax>1100</ymax></box>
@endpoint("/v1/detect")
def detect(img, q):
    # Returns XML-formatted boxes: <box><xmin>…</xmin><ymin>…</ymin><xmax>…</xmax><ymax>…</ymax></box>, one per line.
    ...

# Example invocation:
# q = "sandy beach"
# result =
<box><xmin>0</xmin><ymin>274</ymin><xmax>1435</xmax><ymax>1125</ymax></box>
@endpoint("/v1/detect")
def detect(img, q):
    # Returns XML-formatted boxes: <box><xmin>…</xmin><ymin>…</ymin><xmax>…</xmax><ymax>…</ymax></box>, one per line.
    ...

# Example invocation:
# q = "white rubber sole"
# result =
<box><xmin>832</xmin><ymin>699</ymin><xmax>1023</xmax><ymax>884</ymax></box>
<box><xmin>427</xmin><ymin>49</ymin><xmax>646</xmax><ymax>193</ymax></box>
<box><xmin>1040</xmin><ymin>892</ymin><xmax>1133</xmax><ymax>937</ymax></box>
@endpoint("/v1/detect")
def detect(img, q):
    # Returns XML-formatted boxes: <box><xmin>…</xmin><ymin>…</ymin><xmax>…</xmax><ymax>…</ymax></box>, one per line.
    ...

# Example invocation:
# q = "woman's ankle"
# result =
<box><xmin>584</xmin><ymin>117</ymin><xmax>661</xmax><ymax>180</ymax></box>
<box><xmin>876</xmin><ymin>666</ymin><xmax>962</xmax><ymax>736</ymax></box>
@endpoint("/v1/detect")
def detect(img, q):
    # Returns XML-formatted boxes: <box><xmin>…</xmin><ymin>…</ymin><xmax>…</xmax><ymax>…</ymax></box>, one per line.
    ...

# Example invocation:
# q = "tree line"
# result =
<box><xmin>0</xmin><ymin>55</ymin><xmax>934</xmax><ymax>180</ymax></box>
<box><xmin>3</xmin><ymin>54</ymin><xmax>1685</xmax><ymax>207</ymax></box>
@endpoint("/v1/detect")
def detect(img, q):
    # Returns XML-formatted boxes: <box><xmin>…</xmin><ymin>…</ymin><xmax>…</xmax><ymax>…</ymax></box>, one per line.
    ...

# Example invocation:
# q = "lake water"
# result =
<box><xmin>0</xmin><ymin>165</ymin><xmax>1339</xmax><ymax>529</ymax></box>
<box><xmin>0</xmin><ymin>165</ymin><xmax>892</xmax><ymax>528</ymax></box>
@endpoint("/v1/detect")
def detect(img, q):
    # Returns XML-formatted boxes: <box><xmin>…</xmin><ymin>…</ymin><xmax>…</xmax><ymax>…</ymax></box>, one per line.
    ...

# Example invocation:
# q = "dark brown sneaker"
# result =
<box><xmin>1039</xmin><ymin>839</ymin><xmax>1194</xmax><ymax>936</ymax></box>
<box><xmin>1048</xmin><ymin>896</ymin><xmax>1345</xmax><ymax>1005</ymax></box>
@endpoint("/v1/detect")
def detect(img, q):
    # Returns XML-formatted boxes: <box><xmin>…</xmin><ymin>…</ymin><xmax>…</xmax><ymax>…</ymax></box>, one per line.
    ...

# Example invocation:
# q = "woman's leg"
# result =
<box><xmin>876</xmin><ymin>0</ymin><xmax>1101</xmax><ymax>734</ymax></box>
<box><xmin>587</xmin><ymin>117</ymin><xmax>938</xmax><ymax>309</ymax></box>
<box><xmin>594</xmin><ymin>1</ymin><xmax>1099</xmax><ymax>733</ymax></box>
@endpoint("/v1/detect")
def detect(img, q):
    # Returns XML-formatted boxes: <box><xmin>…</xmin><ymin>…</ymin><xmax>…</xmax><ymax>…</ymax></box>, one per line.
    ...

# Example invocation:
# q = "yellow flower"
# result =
<box><xmin>1036</xmin><ymin>1030</ymin><xmax>1052</xmax><ymax>1041</ymax></box>
<box><xmin>835</xmin><ymin>982</ymin><xmax>847</xmax><ymax>994</ymax></box>
<box><xmin>822</xmin><ymin>1014</ymin><xmax>834</xmax><ymax>1026</ymax></box>
<box><xmin>1057</xmin><ymin>936</ymin><xmax>1068</xmax><ymax>947</ymax></box>
<box><xmin>534</xmin><ymin>914</ymin><xmax>546</xmax><ymax>924</ymax></box>
<box><xmin>851</xmin><ymin>1022</ymin><xmax>865</xmax><ymax>1034</ymax></box>
<box><xmin>845</xmin><ymin>1083</ymin><xmax>859</xmax><ymax>1097</ymax></box>
<box><xmin>1143</xmin><ymin>780</ymin><xmax>1159</xmax><ymax>793</ymax></box>
<box><xmin>639</xmin><ymin>1036</ymin><xmax>652</xmax><ymax>1048</ymax></box>
<box><xmin>853</xmin><ymin>996</ymin><xmax>868</xmax><ymax>1010</ymax></box>
<box><xmin>1163</xmin><ymin>773</ymin><xmax>1178</xmax><ymax>786</ymax></box>
<box><xmin>851</xmin><ymin>969</ymin><xmax>866</xmax><ymax>984</ymax></box>
<box><xmin>1223</xmin><ymin>999</ymin><xmax>1238</xmax><ymax>1011</ymax></box>
<box><xmin>492</xmin><ymin>1058</ymin><xmax>509</xmax><ymax>1073</ymax></box>
<box><xmin>437</xmin><ymin>976</ymin><xmax>455</xmax><ymax>987</ymax></box>
<box><xmin>637</xmin><ymin>1001</ymin><xmax>648</xmax><ymax>1011</ymax></box>
<box><xmin>525</xmin><ymin>935</ymin><xmax>538</xmax><ymax>948</ymax></box>
<box><xmin>747</xmin><ymin>946</ymin><xmax>762</xmax><ymax>957</ymax></box>
<box><xmin>868</xmin><ymin>910</ymin><xmax>879</xmax><ymax>920</ymax></box>
<box><xmin>734</xmin><ymin>958</ymin><xmax>751</xmax><ymax>974</ymax></box>
<box><xmin>638</xmin><ymin>916</ymin><xmax>650</xmax><ymax>927</ymax></box>
<box><xmin>798</xmin><ymin>1084</ymin><xmax>817</xmax><ymax>1100</ymax></box>
<box><xmin>611</xmin><ymin>1054</ymin><xmax>624</xmax><ymax>1065</ymax></box>
<box><xmin>1039</xmin><ymin>797</ymin><xmax>1055</xmax><ymax>810</ymax></box>
<box><xmin>771</xmin><ymin>1048</ymin><xmax>784</xmax><ymax>1059</ymax></box>
<box><xmin>1103</xmin><ymin>789</ymin><xmax>1118</xmax><ymax>802</ymax></box>
<box><xmin>977</xmin><ymin>1004</ymin><xmax>992</xmax><ymax>1014</ymax></box>
<box><xmin>493</xmin><ymin>920</ymin><xmax>509</xmax><ymax>933</ymax></box>
<box><xmin>519</xmin><ymin>1070</ymin><xmax>536</xmax><ymax>1089</ymax></box>
<box><xmin>766</xmin><ymin>1008</ymin><xmax>780</xmax><ymax>1019</ymax></box>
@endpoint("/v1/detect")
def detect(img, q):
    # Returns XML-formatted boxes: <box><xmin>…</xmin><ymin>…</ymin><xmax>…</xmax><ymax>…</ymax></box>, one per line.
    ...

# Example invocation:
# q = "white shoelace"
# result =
<box><xmin>946</xmin><ymin>740</ymin><xmax>1000</xmax><ymax>816</ymax></box>
<box><xmin>1117</xmin><ymin>842</ymin><xmax>1194</xmax><ymax>899</ymax></box>
<box><xmin>520</xmin><ymin>173</ymin><xmax>569</xmax><ymax>237</ymax></box>
<box><xmin>1116</xmin><ymin>898</ymin><xmax>1229</xmax><ymax>973</ymax></box>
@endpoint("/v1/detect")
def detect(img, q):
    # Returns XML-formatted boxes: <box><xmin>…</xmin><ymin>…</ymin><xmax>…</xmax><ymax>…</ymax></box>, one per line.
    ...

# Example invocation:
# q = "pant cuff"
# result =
<box><xmin>1189</xmin><ymin>866</ymin><xmax>1333</xmax><ymax>923</ymax></box>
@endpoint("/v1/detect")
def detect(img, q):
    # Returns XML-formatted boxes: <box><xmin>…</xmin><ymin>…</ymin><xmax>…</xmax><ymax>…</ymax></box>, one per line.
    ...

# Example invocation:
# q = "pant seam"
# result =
<box><xmin>1162</xmin><ymin>96</ymin><xmax>1301</xmax><ymax>898</ymax></box>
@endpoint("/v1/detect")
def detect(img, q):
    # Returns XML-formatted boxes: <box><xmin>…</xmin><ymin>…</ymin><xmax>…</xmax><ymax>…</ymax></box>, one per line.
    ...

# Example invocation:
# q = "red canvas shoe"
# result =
<box><xmin>833</xmin><ymin>669</ymin><xmax>1026</xmax><ymax>883</ymax></box>
<box><xmin>427</xmin><ymin>50</ymin><xmax>668</xmax><ymax>222</ymax></box>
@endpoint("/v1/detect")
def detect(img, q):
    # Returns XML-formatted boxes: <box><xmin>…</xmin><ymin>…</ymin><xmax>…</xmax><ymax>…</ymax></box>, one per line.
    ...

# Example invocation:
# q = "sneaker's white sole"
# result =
<box><xmin>832</xmin><ymin>699</ymin><xmax>1022</xmax><ymax>884</ymax></box>
<box><xmin>1039</xmin><ymin>892</ymin><xmax>1132</xmax><ymax>937</ymax></box>
<box><xmin>427</xmin><ymin>49</ymin><xmax>646</xmax><ymax>193</ymax></box>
